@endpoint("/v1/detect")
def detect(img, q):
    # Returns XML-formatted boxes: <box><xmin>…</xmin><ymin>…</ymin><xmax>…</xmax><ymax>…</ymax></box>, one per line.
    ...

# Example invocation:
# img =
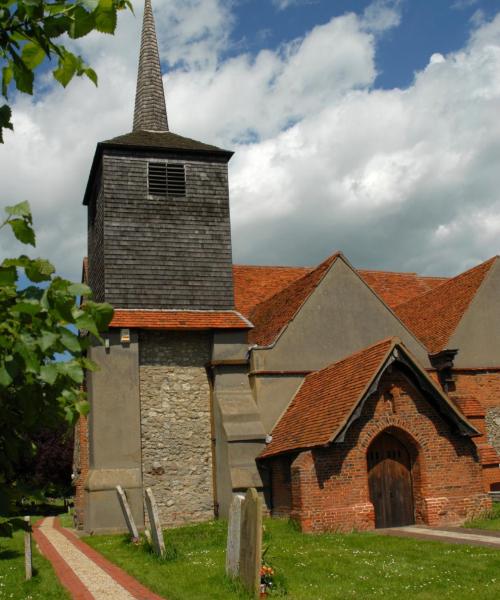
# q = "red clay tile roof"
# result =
<box><xmin>233</xmin><ymin>265</ymin><xmax>311</xmax><ymax>317</ymax></box>
<box><xmin>358</xmin><ymin>270</ymin><xmax>448</xmax><ymax>309</ymax></box>
<box><xmin>260</xmin><ymin>338</ymin><xmax>477</xmax><ymax>458</ymax></box>
<box><xmin>109</xmin><ymin>309</ymin><xmax>252</xmax><ymax>330</ymax></box>
<box><xmin>260</xmin><ymin>338</ymin><xmax>395</xmax><ymax>458</ymax></box>
<box><xmin>233</xmin><ymin>264</ymin><xmax>447</xmax><ymax>318</ymax></box>
<box><xmin>248</xmin><ymin>253</ymin><xmax>341</xmax><ymax>346</ymax></box>
<box><xmin>395</xmin><ymin>257</ymin><xmax>497</xmax><ymax>354</ymax></box>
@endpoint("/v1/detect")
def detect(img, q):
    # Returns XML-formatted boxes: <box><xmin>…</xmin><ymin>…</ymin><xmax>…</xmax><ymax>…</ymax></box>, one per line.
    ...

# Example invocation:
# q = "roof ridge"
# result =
<box><xmin>248</xmin><ymin>252</ymin><xmax>342</xmax><ymax>346</ymax></box>
<box><xmin>396</xmin><ymin>256</ymin><xmax>497</xmax><ymax>311</ymax></box>
<box><xmin>133</xmin><ymin>0</ymin><xmax>169</xmax><ymax>132</ymax></box>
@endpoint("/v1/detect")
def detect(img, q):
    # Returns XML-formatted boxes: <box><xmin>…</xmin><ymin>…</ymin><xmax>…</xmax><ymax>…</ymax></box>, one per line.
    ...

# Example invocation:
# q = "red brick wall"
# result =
<box><xmin>268</xmin><ymin>367</ymin><xmax>490</xmax><ymax>533</ymax></box>
<box><xmin>73</xmin><ymin>415</ymin><xmax>89</xmax><ymax>530</ymax></box>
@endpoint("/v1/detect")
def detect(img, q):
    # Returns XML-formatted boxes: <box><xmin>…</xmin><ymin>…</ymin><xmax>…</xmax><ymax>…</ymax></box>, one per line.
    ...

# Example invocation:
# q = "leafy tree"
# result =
<box><xmin>0</xmin><ymin>202</ymin><xmax>113</xmax><ymax>534</ymax></box>
<box><xmin>0</xmin><ymin>0</ymin><xmax>128</xmax><ymax>534</ymax></box>
<box><xmin>0</xmin><ymin>0</ymin><xmax>132</xmax><ymax>141</ymax></box>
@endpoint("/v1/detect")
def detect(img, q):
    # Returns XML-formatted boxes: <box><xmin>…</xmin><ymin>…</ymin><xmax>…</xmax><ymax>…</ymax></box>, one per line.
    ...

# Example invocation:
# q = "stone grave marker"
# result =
<box><xmin>239</xmin><ymin>488</ymin><xmax>262</xmax><ymax>598</ymax></box>
<box><xmin>24</xmin><ymin>516</ymin><xmax>32</xmax><ymax>581</ymax></box>
<box><xmin>116</xmin><ymin>485</ymin><xmax>139</xmax><ymax>542</ymax></box>
<box><xmin>144</xmin><ymin>487</ymin><xmax>166</xmax><ymax>558</ymax></box>
<box><xmin>225</xmin><ymin>494</ymin><xmax>245</xmax><ymax>578</ymax></box>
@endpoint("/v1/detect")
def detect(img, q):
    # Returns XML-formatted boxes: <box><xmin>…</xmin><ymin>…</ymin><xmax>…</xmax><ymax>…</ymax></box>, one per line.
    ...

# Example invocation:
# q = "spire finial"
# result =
<box><xmin>133</xmin><ymin>0</ymin><xmax>169</xmax><ymax>132</ymax></box>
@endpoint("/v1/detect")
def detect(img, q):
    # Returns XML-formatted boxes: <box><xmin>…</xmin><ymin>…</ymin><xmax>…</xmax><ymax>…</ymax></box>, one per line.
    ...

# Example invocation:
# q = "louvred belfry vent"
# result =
<box><xmin>148</xmin><ymin>162</ymin><xmax>186</xmax><ymax>197</ymax></box>
<box><xmin>166</xmin><ymin>163</ymin><xmax>186</xmax><ymax>197</ymax></box>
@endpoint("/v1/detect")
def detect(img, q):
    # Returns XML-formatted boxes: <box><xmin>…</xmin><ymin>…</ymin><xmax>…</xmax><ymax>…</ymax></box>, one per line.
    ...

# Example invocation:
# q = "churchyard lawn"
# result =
<box><xmin>83</xmin><ymin>518</ymin><xmax>500</xmax><ymax>600</ymax></box>
<box><xmin>0</xmin><ymin>518</ymin><xmax>69</xmax><ymax>600</ymax></box>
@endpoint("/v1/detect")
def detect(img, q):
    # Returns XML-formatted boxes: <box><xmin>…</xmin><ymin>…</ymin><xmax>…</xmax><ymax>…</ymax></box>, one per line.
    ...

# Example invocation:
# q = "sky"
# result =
<box><xmin>1</xmin><ymin>0</ymin><xmax>500</xmax><ymax>281</ymax></box>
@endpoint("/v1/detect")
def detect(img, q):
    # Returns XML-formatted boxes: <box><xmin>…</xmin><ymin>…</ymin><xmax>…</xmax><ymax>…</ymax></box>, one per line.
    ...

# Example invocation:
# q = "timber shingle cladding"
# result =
<box><xmin>90</xmin><ymin>147</ymin><xmax>234</xmax><ymax>310</ymax></box>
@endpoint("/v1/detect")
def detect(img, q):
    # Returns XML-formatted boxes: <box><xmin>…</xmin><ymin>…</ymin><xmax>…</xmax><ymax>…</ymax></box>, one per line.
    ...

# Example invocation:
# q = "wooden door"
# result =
<box><xmin>367</xmin><ymin>433</ymin><xmax>414</xmax><ymax>528</ymax></box>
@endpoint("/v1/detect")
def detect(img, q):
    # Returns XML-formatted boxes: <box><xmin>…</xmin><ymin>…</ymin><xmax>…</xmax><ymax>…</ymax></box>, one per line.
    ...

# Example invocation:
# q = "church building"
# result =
<box><xmin>73</xmin><ymin>0</ymin><xmax>500</xmax><ymax>534</ymax></box>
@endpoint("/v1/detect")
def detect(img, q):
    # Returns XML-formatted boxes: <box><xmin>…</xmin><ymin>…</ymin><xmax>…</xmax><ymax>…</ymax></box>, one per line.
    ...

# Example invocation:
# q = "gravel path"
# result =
<box><xmin>34</xmin><ymin>517</ymin><xmax>165</xmax><ymax>599</ymax></box>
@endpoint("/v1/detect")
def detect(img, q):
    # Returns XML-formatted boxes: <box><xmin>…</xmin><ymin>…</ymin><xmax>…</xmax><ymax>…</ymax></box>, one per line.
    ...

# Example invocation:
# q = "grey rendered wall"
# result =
<box><xmin>449</xmin><ymin>260</ymin><xmax>500</xmax><ymax>368</ymax></box>
<box><xmin>85</xmin><ymin>331</ymin><xmax>144</xmax><ymax>533</ymax></box>
<box><xmin>251</xmin><ymin>375</ymin><xmax>305</xmax><ymax>433</ymax></box>
<box><xmin>251</xmin><ymin>258</ymin><xmax>430</xmax><ymax>373</ymax></box>
<box><xmin>139</xmin><ymin>331</ymin><xmax>215</xmax><ymax>526</ymax></box>
<box><xmin>101</xmin><ymin>148</ymin><xmax>234</xmax><ymax>309</ymax></box>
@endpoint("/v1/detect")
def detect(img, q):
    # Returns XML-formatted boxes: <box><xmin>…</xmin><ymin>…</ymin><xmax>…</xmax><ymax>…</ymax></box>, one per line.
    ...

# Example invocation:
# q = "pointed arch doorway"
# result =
<box><xmin>367</xmin><ymin>432</ymin><xmax>415</xmax><ymax>528</ymax></box>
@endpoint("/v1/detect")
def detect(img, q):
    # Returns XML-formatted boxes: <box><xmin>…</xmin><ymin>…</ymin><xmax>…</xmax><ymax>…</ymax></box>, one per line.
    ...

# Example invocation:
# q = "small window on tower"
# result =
<box><xmin>166</xmin><ymin>163</ymin><xmax>186</xmax><ymax>197</ymax></box>
<box><xmin>148</xmin><ymin>162</ymin><xmax>186</xmax><ymax>198</ymax></box>
<box><xmin>148</xmin><ymin>162</ymin><xmax>167</xmax><ymax>196</ymax></box>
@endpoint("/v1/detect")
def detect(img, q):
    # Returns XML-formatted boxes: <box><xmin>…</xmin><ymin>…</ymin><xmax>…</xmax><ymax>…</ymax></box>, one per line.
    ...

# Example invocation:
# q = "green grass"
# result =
<box><xmin>58</xmin><ymin>511</ymin><xmax>74</xmax><ymax>529</ymax></box>
<box><xmin>464</xmin><ymin>503</ymin><xmax>500</xmax><ymax>530</ymax></box>
<box><xmin>0</xmin><ymin>519</ymin><xmax>70</xmax><ymax>600</ymax></box>
<box><xmin>83</xmin><ymin>518</ymin><xmax>500</xmax><ymax>600</ymax></box>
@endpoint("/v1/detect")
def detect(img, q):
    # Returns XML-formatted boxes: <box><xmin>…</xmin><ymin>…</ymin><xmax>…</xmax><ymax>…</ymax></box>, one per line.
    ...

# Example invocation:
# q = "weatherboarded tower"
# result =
<box><xmin>79</xmin><ymin>0</ymin><xmax>254</xmax><ymax>533</ymax></box>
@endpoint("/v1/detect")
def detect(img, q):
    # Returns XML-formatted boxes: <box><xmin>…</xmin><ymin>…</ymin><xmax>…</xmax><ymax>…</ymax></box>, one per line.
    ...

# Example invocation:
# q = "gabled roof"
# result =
<box><xmin>248</xmin><ymin>253</ymin><xmax>341</xmax><ymax>346</ymax></box>
<box><xmin>395</xmin><ymin>257</ymin><xmax>497</xmax><ymax>354</ymax></box>
<box><xmin>260</xmin><ymin>338</ymin><xmax>477</xmax><ymax>459</ymax></box>
<box><xmin>102</xmin><ymin>130</ymin><xmax>232</xmax><ymax>155</ymax></box>
<box><xmin>109</xmin><ymin>309</ymin><xmax>252</xmax><ymax>331</ymax></box>
<box><xmin>233</xmin><ymin>263</ymin><xmax>447</xmax><ymax>318</ymax></box>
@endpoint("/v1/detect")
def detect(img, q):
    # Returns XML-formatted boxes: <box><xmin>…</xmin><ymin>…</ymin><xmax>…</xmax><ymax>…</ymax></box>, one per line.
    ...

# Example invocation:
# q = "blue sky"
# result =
<box><xmin>1</xmin><ymin>0</ymin><xmax>500</xmax><ymax>279</ymax></box>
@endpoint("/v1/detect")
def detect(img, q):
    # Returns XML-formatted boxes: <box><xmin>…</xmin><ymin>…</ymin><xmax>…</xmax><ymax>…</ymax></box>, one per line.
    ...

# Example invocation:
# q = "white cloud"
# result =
<box><xmin>1</xmin><ymin>0</ymin><xmax>500</xmax><ymax>283</ymax></box>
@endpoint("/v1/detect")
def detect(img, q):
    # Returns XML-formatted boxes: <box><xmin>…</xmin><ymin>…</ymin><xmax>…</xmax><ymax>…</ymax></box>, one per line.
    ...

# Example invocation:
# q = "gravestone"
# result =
<box><xmin>225</xmin><ymin>494</ymin><xmax>245</xmax><ymax>578</ymax></box>
<box><xmin>116</xmin><ymin>485</ymin><xmax>139</xmax><ymax>542</ymax></box>
<box><xmin>239</xmin><ymin>488</ymin><xmax>262</xmax><ymax>598</ymax></box>
<box><xmin>144</xmin><ymin>487</ymin><xmax>166</xmax><ymax>558</ymax></box>
<box><xmin>24</xmin><ymin>516</ymin><xmax>32</xmax><ymax>581</ymax></box>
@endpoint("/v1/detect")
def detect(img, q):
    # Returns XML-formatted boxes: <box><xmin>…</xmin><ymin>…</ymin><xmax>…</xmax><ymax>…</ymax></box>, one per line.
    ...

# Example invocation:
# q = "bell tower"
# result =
<box><xmin>83</xmin><ymin>0</ymin><xmax>234</xmax><ymax>311</ymax></box>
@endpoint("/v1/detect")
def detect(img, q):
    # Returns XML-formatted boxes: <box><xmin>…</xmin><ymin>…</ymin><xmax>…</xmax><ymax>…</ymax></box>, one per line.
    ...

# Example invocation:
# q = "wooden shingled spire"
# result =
<box><xmin>133</xmin><ymin>0</ymin><xmax>169</xmax><ymax>132</ymax></box>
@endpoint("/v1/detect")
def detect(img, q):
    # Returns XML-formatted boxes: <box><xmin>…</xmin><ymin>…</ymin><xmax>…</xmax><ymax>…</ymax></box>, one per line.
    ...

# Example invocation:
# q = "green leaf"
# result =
<box><xmin>94</xmin><ymin>0</ymin><xmax>117</xmax><ymax>34</ymax></box>
<box><xmin>0</xmin><ymin>104</ymin><xmax>14</xmax><ymax>143</ymax></box>
<box><xmin>5</xmin><ymin>200</ymin><xmax>31</xmax><ymax>218</ymax></box>
<box><xmin>85</xmin><ymin>67</ymin><xmax>98</xmax><ymax>86</ymax></box>
<box><xmin>12</xmin><ymin>61</ymin><xmax>34</xmax><ymax>95</ymax></box>
<box><xmin>84</xmin><ymin>301</ymin><xmax>114</xmax><ymax>331</ymax></box>
<box><xmin>25</xmin><ymin>258</ymin><xmax>55</xmax><ymax>282</ymax></box>
<box><xmin>0</xmin><ymin>363</ymin><xmax>13</xmax><ymax>387</ymax></box>
<box><xmin>76</xmin><ymin>400</ymin><xmax>90</xmax><ymax>416</ymax></box>
<box><xmin>69</xmin><ymin>6</ymin><xmax>96</xmax><ymax>39</ymax></box>
<box><xmin>7</xmin><ymin>218</ymin><xmax>36</xmax><ymax>246</ymax></box>
<box><xmin>59</xmin><ymin>361</ymin><xmax>84</xmax><ymax>384</ymax></box>
<box><xmin>10</xmin><ymin>301</ymin><xmax>41</xmax><ymax>315</ymax></box>
<box><xmin>2</xmin><ymin>66</ymin><xmax>13</xmax><ymax>98</ymax></box>
<box><xmin>38</xmin><ymin>331</ymin><xmax>58</xmax><ymax>352</ymax></box>
<box><xmin>44</xmin><ymin>16</ymin><xmax>72</xmax><ymax>38</ymax></box>
<box><xmin>53</xmin><ymin>52</ymin><xmax>78</xmax><ymax>88</ymax></box>
<box><xmin>21</xmin><ymin>42</ymin><xmax>45</xmax><ymax>70</ymax></box>
<box><xmin>75</xmin><ymin>312</ymin><xmax>99</xmax><ymax>337</ymax></box>
<box><xmin>68</xmin><ymin>283</ymin><xmax>92</xmax><ymax>297</ymax></box>
<box><xmin>59</xmin><ymin>328</ymin><xmax>81</xmax><ymax>353</ymax></box>
<box><xmin>0</xmin><ymin>266</ymin><xmax>17</xmax><ymax>286</ymax></box>
<box><xmin>40</xmin><ymin>364</ymin><xmax>58</xmax><ymax>385</ymax></box>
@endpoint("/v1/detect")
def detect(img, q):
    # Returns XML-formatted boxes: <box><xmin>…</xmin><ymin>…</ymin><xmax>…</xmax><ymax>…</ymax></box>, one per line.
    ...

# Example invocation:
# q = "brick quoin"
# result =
<box><xmin>265</xmin><ymin>367</ymin><xmax>490</xmax><ymax>533</ymax></box>
<box><xmin>73</xmin><ymin>415</ymin><xmax>89</xmax><ymax>530</ymax></box>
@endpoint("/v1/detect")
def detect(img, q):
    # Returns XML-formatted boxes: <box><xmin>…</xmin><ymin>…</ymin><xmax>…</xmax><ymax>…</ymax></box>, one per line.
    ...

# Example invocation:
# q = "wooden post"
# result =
<box><xmin>24</xmin><ymin>516</ymin><xmax>32</xmax><ymax>581</ymax></box>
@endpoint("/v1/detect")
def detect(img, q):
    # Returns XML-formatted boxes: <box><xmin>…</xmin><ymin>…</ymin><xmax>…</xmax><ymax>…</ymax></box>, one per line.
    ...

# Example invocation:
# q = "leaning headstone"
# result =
<box><xmin>225</xmin><ymin>494</ymin><xmax>245</xmax><ymax>578</ymax></box>
<box><xmin>116</xmin><ymin>485</ymin><xmax>139</xmax><ymax>542</ymax></box>
<box><xmin>144</xmin><ymin>487</ymin><xmax>166</xmax><ymax>558</ymax></box>
<box><xmin>24</xmin><ymin>516</ymin><xmax>32</xmax><ymax>581</ymax></box>
<box><xmin>239</xmin><ymin>488</ymin><xmax>262</xmax><ymax>599</ymax></box>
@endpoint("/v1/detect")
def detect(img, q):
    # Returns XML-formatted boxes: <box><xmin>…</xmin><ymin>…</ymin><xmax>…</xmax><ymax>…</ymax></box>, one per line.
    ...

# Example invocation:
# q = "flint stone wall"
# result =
<box><xmin>139</xmin><ymin>331</ymin><xmax>214</xmax><ymax>526</ymax></box>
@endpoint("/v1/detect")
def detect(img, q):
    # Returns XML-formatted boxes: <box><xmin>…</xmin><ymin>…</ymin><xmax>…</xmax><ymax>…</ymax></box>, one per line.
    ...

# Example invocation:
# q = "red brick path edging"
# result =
<box><xmin>33</xmin><ymin>519</ymin><xmax>93</xmax><ymax>600</ymax></box>
<box><xmin>34</xmin><ymin>517</ymin><xmax>166</xmax><ymax>599</ymax></box>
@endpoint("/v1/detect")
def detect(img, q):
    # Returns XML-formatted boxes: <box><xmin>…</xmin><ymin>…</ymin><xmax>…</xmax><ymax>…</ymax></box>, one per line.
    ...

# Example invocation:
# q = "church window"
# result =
<box><xmin>148</xmin><ymin>161</ymin><xmax>186</xmax><ymax>197</ymax></box>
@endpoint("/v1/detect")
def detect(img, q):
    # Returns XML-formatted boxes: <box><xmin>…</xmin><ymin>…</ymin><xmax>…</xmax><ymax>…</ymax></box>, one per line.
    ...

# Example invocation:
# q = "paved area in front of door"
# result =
<box><xmin>377</xmin><ymin>525</ymin><xmax>500</xmax><ymax>548</ymax></box>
